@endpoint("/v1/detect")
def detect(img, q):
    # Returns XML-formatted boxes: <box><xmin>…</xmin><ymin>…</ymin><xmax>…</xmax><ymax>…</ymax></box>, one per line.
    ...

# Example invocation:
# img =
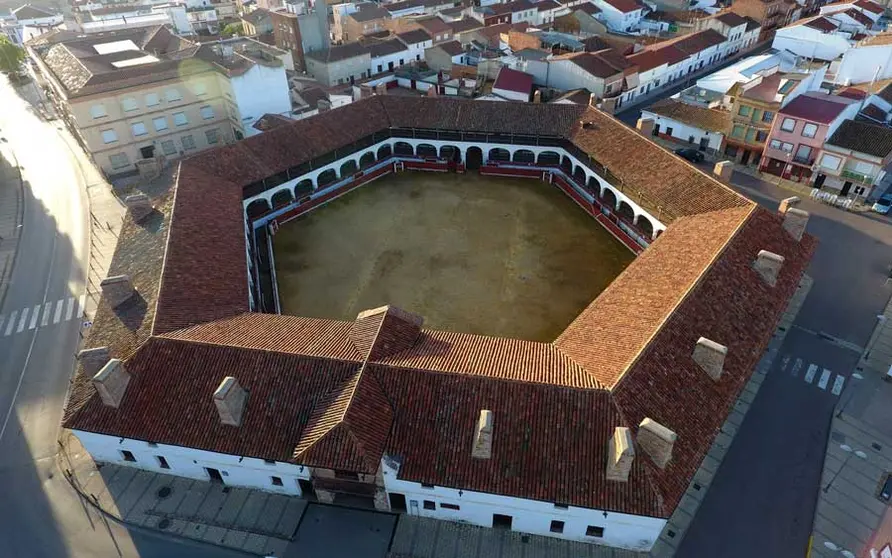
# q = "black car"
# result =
<box><xmin>674</xmin><ymin>148</ymin><xmax>705</xmax><ymax>163</ymax></box>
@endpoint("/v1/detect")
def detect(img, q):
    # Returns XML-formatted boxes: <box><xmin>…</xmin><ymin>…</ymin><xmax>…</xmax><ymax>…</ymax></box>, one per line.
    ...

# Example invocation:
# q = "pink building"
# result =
<box><xmin>759</xmin><ymin>92</ymin><xmax>860</xmax><ymax>182</ymax></box>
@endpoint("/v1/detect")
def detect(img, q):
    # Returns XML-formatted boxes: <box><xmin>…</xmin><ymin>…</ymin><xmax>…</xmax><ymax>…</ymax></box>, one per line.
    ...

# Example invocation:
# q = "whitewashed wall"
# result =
<box><xmin>771</xmin><ymin>25</ymin><xmax>852</xmax><ymax>62</ymax></box>
<box><xmin>74</xmin><ymin>430</ymin><xmax>311</xmax><ymax>496</ymax></box>
<box><xmin>834</xmin><ymin>44</ymin><xmax>892</xmax><ymax>86</ymax></box>
<box><xmin>230</xmin><ymin>63</ymin><xmax>292</xmax><ymax>137</ymax></box>
<box><xmin>640</xmin><ymin>110</ymin><xmax>725</xmax><ymax>151</ymax></box>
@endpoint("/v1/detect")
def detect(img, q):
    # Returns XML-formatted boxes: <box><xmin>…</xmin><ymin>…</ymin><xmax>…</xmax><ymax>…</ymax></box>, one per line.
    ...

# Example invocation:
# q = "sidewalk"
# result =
<box><xmin>809</xmin><ymin>294</ymin><xmax>892</xmax><ymax>558</ymax></box>
<box><xmin>0</xmin><ymin>141</ymin><xmax>24</xmax><ymax>310</ymax></box>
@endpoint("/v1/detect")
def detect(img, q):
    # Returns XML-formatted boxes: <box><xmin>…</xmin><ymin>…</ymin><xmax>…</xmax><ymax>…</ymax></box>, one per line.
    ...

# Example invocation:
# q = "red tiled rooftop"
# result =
<box><xmin>778</xmin><ymin>92</ymin><xmax>857</xmax><ymax>124</ymax></box>
<box><xmin>493</xmin><ymin>66</ymin><xmax>534</xmax><ymax>94</ymax></box>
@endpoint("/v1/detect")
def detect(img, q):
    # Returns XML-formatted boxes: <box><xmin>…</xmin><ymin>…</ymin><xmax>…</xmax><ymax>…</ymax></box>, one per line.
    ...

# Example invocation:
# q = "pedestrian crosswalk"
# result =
<box><xmin>0</xmin><ymin>294</ymin><xmax>85</xmax><ymax>338</ymax></box>
<box><xmin>779</xmin><ymin>355</ymin><xmax>846</xmax><ymax>396</ymax></box>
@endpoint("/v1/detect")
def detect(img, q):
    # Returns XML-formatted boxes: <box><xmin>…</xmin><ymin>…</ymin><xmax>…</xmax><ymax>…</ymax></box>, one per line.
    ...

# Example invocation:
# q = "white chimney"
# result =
<box><xmin>92</xmin><ymin>359</ymin><xmax>130</xmax><ymax>408</ymax></box>
<box><xmin>471</xmin><ymin>409</ymin><xmax>493</xmax><ymax>459</ymax></box>
<box><xmin>782</xmin><ymin>207</ymin><xmax>809</xmax><ymax>241</ymax></box>
<box><xmin>753</xmin><ymin>250</ymin><xmax>784</xmax><ymax>286</ymax></box>
<box><xmin>693</xmin><ymin>337</ymin><xmax>728</xmax><ymax>381</ymax></box>
<box><xmin>605</xmin><ymin>427</ymin><xmax>635</xmax><ymax>482</ymax></box>
<box><xmin>213</xmin><ymin>377</ymin><xmax>248</xmax><ymax>427</ymax></box>
<box><xmin>637</xmin><ymin>418</ymin><xmax>676</xmax><ymax>469</ymax></box>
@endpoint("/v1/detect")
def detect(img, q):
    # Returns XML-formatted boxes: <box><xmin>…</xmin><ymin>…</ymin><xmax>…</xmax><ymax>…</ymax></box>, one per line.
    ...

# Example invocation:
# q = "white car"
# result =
<box><xmin>873</xmin><ymin>194</ymin><xmax>892</xmax><ymax>214</ymax></box>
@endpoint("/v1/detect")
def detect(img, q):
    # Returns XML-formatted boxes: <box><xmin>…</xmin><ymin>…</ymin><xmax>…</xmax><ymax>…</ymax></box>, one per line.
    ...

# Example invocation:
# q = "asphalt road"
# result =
<box><xmin>0</xmin><ymin>77</ymin><xmax>250</xmax><ymax>558</ymax></box>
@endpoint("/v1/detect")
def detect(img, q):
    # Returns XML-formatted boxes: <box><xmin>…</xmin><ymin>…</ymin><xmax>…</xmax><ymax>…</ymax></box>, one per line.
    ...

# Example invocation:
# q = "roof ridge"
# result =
<box><xmin>292</xmin><ymin>368</ymin><xmax>364</xmax><ymax>459</ymax></box>
<box><xmin>372</xmin><ymin>359</ymin><xmax>605</xmax><ymax>390</ymax></box>
<box><xmin>155</xmin><ymin>331</ymin><xmax>364</xmax><ymax>362</ymax></box>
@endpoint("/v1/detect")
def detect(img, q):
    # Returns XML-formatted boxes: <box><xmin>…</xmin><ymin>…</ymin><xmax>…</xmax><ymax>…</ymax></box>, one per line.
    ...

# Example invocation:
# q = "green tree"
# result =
<box><xmin>221</xmin><ymin>22</ymin><xmax>244</xmax><ymax>38</ymax></box>
<box><xmin>0</xmin><ymin>36</ymin><xmax>25</xmax><ymax>76</ymax></box>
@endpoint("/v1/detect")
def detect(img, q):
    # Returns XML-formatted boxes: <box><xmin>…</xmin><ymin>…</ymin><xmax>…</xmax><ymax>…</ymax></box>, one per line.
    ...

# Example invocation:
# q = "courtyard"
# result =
<box><xmin>272</xmin><ymin>171</ymin><xmax>633</xmax><ymax>341</ymax></box>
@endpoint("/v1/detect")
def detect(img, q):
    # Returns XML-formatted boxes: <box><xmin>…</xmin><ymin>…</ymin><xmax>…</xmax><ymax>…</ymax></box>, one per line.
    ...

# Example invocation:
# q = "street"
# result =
<box><xmin>0</xmin><ymin>76</ymin><xmax>249</xmax><ymax>557</ymax></box>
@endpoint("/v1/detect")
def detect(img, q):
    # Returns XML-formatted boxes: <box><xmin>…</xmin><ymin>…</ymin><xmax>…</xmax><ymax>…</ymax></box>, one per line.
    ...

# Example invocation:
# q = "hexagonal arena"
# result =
<box><xmin>271</xmin><ymin>171</ymin><xmax>634</xmax><ymax>342</ymax></box>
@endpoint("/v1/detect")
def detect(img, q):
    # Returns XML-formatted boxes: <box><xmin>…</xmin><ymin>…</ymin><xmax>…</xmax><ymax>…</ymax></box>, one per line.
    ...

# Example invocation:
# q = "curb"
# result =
<box><xmin>0</xmin><ymin>144</ymin><xmax>25</xmax><ymax>312</ymax></box>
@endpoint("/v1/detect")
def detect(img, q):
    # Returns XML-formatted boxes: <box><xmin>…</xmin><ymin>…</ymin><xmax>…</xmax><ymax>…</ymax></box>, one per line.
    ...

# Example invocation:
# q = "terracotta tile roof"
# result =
<box><xmin>837</xmin><ymin>87</ymin><xmax>869</xmax><ymax>100</ymax></box>
<box><xmin>493</xmin><ymin>66</ymin><xmax>533</xmax><ymax>94</ymax></box>
<box><xmin>448</xmin><ymin>17</ymin><xmax>483</xmax><ymax>34</ymax></box>
<box><xmin>714</xmin><ymin>11</ymin><xmax>748</xmax><ymax>27</ymax></box>
<box><xmin>843</xmin><ymin>7</ymin><xmax>874</xmax><ymax>25</ymax></box>
<box><xmin>664</xmin><ymin>29</ymin><xmax>727</xmax><ymax>55</ymax></box>
<box><xmin>644</xmin><ymin>98</ymin><xmax>732</xmax><ymax>133</ymax></box>
<box><xmin>860</xmin><ymin>102</ymin><xmax>888</xmax><ymax>122</ymax></box>
<box><xmin>537</xmin><ymin>0</ymin><xmax>561</xmax><ymax>11</ymax></box>
<box><xmin>554</xmin><ymin>51</ymin><xmax>623</xmax><ymax>79</ymax></box>
<box><xmin>348</xmin><ymin>3</ymin><xmax>389</xmax><ymax>22</ymax></box>
<box><xmin>417</xmin><ymin>16</ymin><xmax>450</xmax><ymax>34</ymax></box>
<box><xmin>575</xmin><ymin>2</ymin><xmax>602</xmax><ymax>15</ymax></box>
<box><xmin>397</xmin><ymin>28</ymin><xmax>432</xmax><ymax>45</ymax></box>
<box><xmin>855</xmin><ymin>0</ymin><xmax>884</xmax><ymax>14</ymax></box>
<box><xmin>627</xmin><ymin>46</ymin><xmax>682</xmax><ymax>72</ymax></box>
<box><xmin>436</xmin><ymin>40</ymin><xmax>465</xmax><ymax>56</ymax></box>
<box><xmin>826</xmin><ymin>119</ymin><xmax>892</xmax><ymax>158</ymax></box>
<box><xmin>802</xmin><ymin>15</ymin><xmax>839</xmax><ymax>31</ymax></box>
<box><xmin>640</xmin><ymin>44</ymin><xmax>688</xmax><ymax>67</ymax></box>
<box><xmin>778</xmin><ymin>92</ymin><xmax>857</xmax><ymax>124</ymax></box>
<box><xmin>305</xmin><ymin>42</ymin><xmax>369</xmax><ymax>63</ymax></box>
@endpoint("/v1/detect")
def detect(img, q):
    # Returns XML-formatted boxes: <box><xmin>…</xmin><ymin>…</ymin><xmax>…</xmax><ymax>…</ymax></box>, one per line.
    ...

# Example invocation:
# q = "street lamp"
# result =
<box><xmin>823</xmin><ymin>444</ymin><xmax>867</xmax><ymax>493</ymax></box>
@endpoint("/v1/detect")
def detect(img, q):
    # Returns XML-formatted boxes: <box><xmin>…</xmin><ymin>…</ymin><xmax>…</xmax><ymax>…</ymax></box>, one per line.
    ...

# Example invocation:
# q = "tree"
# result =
<box><xmin>0</xmin><ymin>36</ymin><xmax>25</xmax><ymax>76</ymax></box>
<box><xmin>221</xmin><ymin>22</ymin><xmax>244</xmax><ymax>38</ymax></box>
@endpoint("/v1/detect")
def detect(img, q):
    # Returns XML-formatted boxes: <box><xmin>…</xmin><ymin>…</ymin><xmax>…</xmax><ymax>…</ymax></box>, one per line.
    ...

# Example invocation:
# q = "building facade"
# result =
<box><xmin>811</xmin><ymin>119</ymin><xmax>892</xmax><ymax>200</ymax></box>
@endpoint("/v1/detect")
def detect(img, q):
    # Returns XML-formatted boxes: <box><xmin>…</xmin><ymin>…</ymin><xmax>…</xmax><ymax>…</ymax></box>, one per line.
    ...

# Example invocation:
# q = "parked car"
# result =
<box><xmin>674</xmin><ymin>148</ymin><xmax>705</xmax><ymax>163</ymax></box>
<box><xmin>872</xmin><ymin>194</ymin><xmax>892</xmax><ymax>214</ymax></box>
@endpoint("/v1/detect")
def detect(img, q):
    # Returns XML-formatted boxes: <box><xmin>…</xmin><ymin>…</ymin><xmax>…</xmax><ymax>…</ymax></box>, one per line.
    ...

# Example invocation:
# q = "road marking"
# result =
<box><xmin>65</xmin><ymin>297</ymin><xmax>75</xmax><ymax>321</ymax></box>
<box><xmin>804</xmin><ymin>364</ymin><xmax>818</xmax><ymax>384</ymax></box>
<box><xmin>41</xmin><ymin>302</ymin><xmax>51</xmax><ymax>326</ymax></box>
<box><xmin>76</xmin><ymin>294</ymin><xmax>85</xmax><ymax>318</ymax></box>
<box><xmin>818</xmin><ymin>369</ymin><xmax>832</xmax><ymax>390</ymax></box>
<box><xmin>4</xmin><ymin>311</ymin><xmax>17</xmax><ymax>336</ymax></box>
<box><xmin>53</xmin><ymin>300</ymin><xmax>63</xmax><ymax>324</ymax></box>
<box><xmin>28</xmin><ymin>305</ymin><xmax>39</xmax><ymax>329</ymax></box>
<box><xmin>791</xmin><ymin>358</ymin><xmax>803</xmax><ymax>378</ymax></box>
<box><xmin>16</xmin><ymin>308</ymin><xmax>28</xmax><ymax>333</ymax></box>
<box><xmin>831</xmin><ymin>375</ymin><xmax>845</xmax><ymax>396</ymax></box>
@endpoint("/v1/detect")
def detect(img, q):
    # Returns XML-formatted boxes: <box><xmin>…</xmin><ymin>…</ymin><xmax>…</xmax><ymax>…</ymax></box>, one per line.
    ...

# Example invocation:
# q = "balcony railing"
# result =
<box><xmin>840</xmin><ymin>169</ymin><xmax>876</xmax><ymax>184</ymax></box>
<box><xmin>792</xmin><ymin>155</ymin><xmax>814</xmax><ymax>166</ymax></box>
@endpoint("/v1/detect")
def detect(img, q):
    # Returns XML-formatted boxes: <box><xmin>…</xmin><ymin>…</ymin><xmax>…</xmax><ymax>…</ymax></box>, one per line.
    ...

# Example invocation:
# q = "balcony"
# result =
<box><xmin>840</xmin><ymin>169</ymin><xmax>876</xmax><ymax>184</ymax></box>
<box><xmin>792</xmin><ymin>155</ymin><xmax>814</xmax><ymax>166</ymax></box>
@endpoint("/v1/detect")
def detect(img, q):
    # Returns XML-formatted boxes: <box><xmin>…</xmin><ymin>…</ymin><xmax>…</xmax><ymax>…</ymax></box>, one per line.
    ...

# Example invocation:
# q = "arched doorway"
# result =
<box><xmin>560</xmin><ymin>156</ymin><xmax>573</xmax><ymax>173</ymax></box>
<box><xmin>537</xmin><ymin>151</ymin><xmax>560</xmax><ymax>166</ymax></box>
<box><xmin>602</xmin><ymin>188</ymin><xmax>618</xmax><ymax>210</ymax></box>
<box><xmin>246</xmin><ymin>199</ymin><xmax>271</xmax><ymax>220</ymax></box>
<box><xmin>271</xmin><ymin>189</ymin><xmax>294</xmax><ymax>208</ymax></box>
<box><xmin>440</xmin><ymin>145</ymin><xmax>461</xmax><ymax>162</ymax></box>
<box><xmin>340</xmin><ymin>159</ymin><xmax>358</xmax><ymax>177</ymax></box>
<box><xmin>586</xmin><ymin>176</ymin><xmax>601</xmax><ymax>197</ymax></box>
<box><xmin>359</xmin><ymin>151</ymin><xmax>376</xmax><ymax>168</ymax></box>
<box><xmin>317</xmin><ymin>169</ymin><xmax>337</xmax><ymax>187</ymax></box>
<box><xmin>466</xmin><ymin>146</ymin><xmax>483</xmax><ymax>170</ymax></box>
<box><xmin>295</xmin><ymin>179</ymin><xmax>313</xmax><ymax>199</ymax></box>
<box><xmin>618</xmin><ymin>201</ymin><xmax>635</xmax><ymax>222</ymax></box>
<box><xmin>377</xmin><ymin>144</ymin><xmax>392</xmax><ymax>160</ymax></box>
<box><xmin>416</xmin><ymin>143</ymin><xmax>437</xmax><ymax>158</ymax></box>
<box><xmin>637</xmin><ymin>215</ymin><xmax>654</xmax><ymax>238</ymax></box>
<box><xmin>513</xmin><ymin>149</ymin><xmax>535</xmax><ymax>164</ymax></box>
<box><xmin>394</xmin><ymin>141</ymin><xmax>414</xmax><ymax>156</ymax></box>
<box><xmin>488</xmin><ymin>147</ymin><xmax>510</xmax><ymax>162</ymax></box>
<box><xmin>573</xmin><ymin>166</ymin><xmax>587</xmax><ymax>186</ymax></box>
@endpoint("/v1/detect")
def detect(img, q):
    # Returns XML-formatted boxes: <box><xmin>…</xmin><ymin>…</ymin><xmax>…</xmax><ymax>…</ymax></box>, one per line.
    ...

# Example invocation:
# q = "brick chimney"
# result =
<box><xmin>213</xmin><ymin>376</ymin><xmax>248</xmax><ymax>427</ymax></box>
<box><xmin>637</xmin><ymin>418</ymin><xmax>676</xmax><ymax>469</ymax></box>
<box><xmin>100</xmin><ymin>275</ymin><xmax>134</xmax><ymax>308</ymax></box>
<box><xmin>471</xmin><ymin>409</ymin><xmax>493</xmax><ymax>459</ymax></box>
<box><xmin>605</xmin><ymin>427</ymin><xmax>635</xmax><ymax>482</ymax></box>
<box><xmin>778</xmin><ymin>196</ymin><xmax>800</xmax><ymax>214</ymax></box>
<box><xmin>78</xmin><ymin>346</ymin><xmax>110</xmax><ymax>376</ymax></box>
<box><xmin>92</xmin><ymin>359</ymin><xmax>130</xmax><ymax>408</ymax></box>
<box><xmin>636</xmin><ymin>117</ymin><xmax>654</xmax><ymax>137</ymax></box>
<box><xmin>753</xmin><ymin>250</ymin><xmax>784</xmax><ymax>286</ymax></box>
<box><xmin>532</xmin><ymin>90</ymin><xmax>541</xmax><ymax>103</ymax></box>
<box><xmin>782</xmin><ymin>207</ymin><xmax>809</xmax><ymax>241</ymax></box>
<box><xmin>124</xmin><ymin>194</ymin><xmax>153</xmax><ymax>222</ymax></box>
<box><xmin>692</xmin><ymin>337</ymin><xmax>727</xmax><ymax>381</ymax></box>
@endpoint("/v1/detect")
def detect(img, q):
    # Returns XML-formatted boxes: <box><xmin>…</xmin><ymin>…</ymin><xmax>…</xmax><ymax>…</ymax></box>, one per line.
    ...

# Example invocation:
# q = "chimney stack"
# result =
<box><xmin>692</xmin><ymin>337</ymin><xmax>727</xmax><ymax>381</ymax></box>
<box><xmin>213</xmin><ymin>376</ymin><xmax>248</xmax><ymax>427</ymax></box>
<box><xmin>100</xmin><ymin>275</ymin><xmax>134</xmax><ymax>308</ymax></box>
<box><xmin>605</xmin><ymin>427</ymin><xmax>635</xmax><ymax>482</ymax></box>
<box><xmin>636</xmin><ymin>117</ymin><xmax>655</xmax><ymax>137</ymax></box>
<box><xmin>78</xmin><ymin>346</ymin><xmax>111</xmax><ymax>376</ymax></box>
<box><xmin>782</xmin><ymin>207</ymin><xmax>809</xmax><ymax>241</ymax></box>
<box><xmin>124</xmin><ymin>194</ymin><xmax>153</xmax><ymax>222</ymax></box>
<box><xmin>532</xmin><ymin>90</ymin><xmax>541</xmax><ymax>103</ymax></box>
<box><xmin>753</xmin><ymin>250</ymin><xmax>784</xmax><ymax>286</ymax></box>
<box><xmin>92</xmin><ymin>359</ymin><xmax>130</xmax><ymax>408</ymax></box>
<box><xmin>471</xmin><ymin>409</ymin><xmax>493</xmax><ymax>459</ymax></box>
<box><xmin>637</xmin><ymin>418</ymin><xmax>676</xmax><ymax>469</ymax></box>
<box><xmin>778</xmin><ymin>196</ymin><xmax>800</xmax><ymax>214</ymax></box>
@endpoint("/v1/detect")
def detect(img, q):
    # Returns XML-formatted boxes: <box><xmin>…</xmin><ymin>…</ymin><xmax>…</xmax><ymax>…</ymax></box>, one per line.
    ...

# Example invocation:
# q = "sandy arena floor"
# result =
<box><xmin>272</xmin><ymin>172</ymin><xmax>634</xmax><ymax>342</ymax></box>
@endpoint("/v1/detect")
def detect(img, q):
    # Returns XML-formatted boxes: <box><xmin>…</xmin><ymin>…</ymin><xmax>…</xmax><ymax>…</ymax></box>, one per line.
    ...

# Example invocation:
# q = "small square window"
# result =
<box><xmin>421</xmin><ymin>483</ymin><xmax>435</xmax><ymax>489</ymax></box>
<box><xmin>335</xmin><ymin>470</ymin><xmax>360</xmax><ymax>480</ymax></box>
<box><xmin>161</xmin><ymin>140</ymin><xmax>177</xmax><ymax>155</ymax></box>
<box><xmin>101</xmin><ymin>129</ymin><xmax>117</xmax><ymax>144</ymax></box>
<box><xmin>264</xmin><ymin>459</ymin><xmax>276</xmax><ymax>465</ymax></box>
<box><xmin>153</xmin><ymin>116</ymin><xmax>168</xmax><ymax>132</ymax></box>
<box><xmin>147</xmin><ymin>442</ymin><xmax>158</xmax><ymax>448</ymax></box>
<box><xmin>586</xmin><ymin>525</ymin><xmax>604</xmax><ymax>537</ymax></box>
<box><xmin>553</xmin><ymin>503</ymin><xmax>569</xmax><ymax>509</ymax></box>
<box><xmin>440</xmin><ymin>503</ymin><xmax>460</xmax><ymax>510</ymax></box>
<box><xmin>131</xmin><ymin>122</ymin><xmax>148</xmax><ymax>137</ymax></box>
<box><xmin>781</xmin><ymin>117</ymin><xmax>796</xmax><ymax>132</ymax></box>
<box><xmin>200</xmin><ymin>105</ymin><xmax>215</xmax><ymax>120</ymax></box>
<box><xmin>90</xmin><ymin>104</ymin><xmax>107</xmax><ymax>118</ymax></box>
<box><xmin>181</xmin><ymin>135</ymin><xmax>196</xmax><ymax>151</ymax></box>
<box><xmin>205</xmin><ymin>128</ymin><xmax>219</xmax><ymax>145</ymax></box>
<box><xmin>145</xmin><ymin>93</ymin><xmax>160</xmax><ymax>107</ymax></box>
<box><xmin>165</xmin><ymin>88</ymin><xmax>182</xmax><ymax>102</ymax></box>
<box><xmin>121</xmin><ymin>97</ymin><xmax>139</xmax><ymax>112</ymax></box>
<box><xmin>801</xmin><ymin>122</ymin><xmax>818</xmax><ymax>138</ymax></box>
<box><xmin>110</xmin><ymin>152</ymin><xmax>130</xmax><ymax>169</ymax></box>
<box><xmin>156</xmin><ymin>456</ymin><xmax>170</xmax><ymax>469</ymax></box>
<box><xmin>550</xmin><ymin>520</ymin><xmax>564</xmax><ymax>533</ymax></box>
<box><xmin>423</xmin><ymin>500</ymin><xmax>436</xmax><ymax>510</ymax></box>
<box><xmin>192</xmin><ymin>81</ymin><xmax>207</xmax><ymax>96</ymax></box>
<box><xmin>121</xmin><ymin>450</ymin><xmax>136</xmax><ymax>462</ymax></box>
<box><xmin>271</xmin><ymin>476</ymin><xmax>283</xmax><ymax>486</ymax></box>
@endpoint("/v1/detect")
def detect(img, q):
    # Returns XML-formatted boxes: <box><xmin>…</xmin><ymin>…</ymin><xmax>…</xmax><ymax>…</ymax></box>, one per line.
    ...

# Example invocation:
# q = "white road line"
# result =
<box><xmin>76</xmin><ymin>294</ymin><xmax>86</xmax><ymax>318</ymax></box>
<box><xmin>4</xmin><ymin>311</ymin><xmax>17</xmax><ymax>336</ymax></box>
<box><xmin>831</xmin><ymin>375</ymin><xmax>846</xmax><ymax>396</ymax></box>
<box><xmin>28</xmin><ymin>305</ymin><xmax>39</xmax><ymax>329</ymax></box>
<box><xmin>64</xmin><ymin>297</ymin><xmax>75</xmax><ymax>321</ymax></box>
<box><xmin>53</xmin><ymin>300</ymin><xmax>63</xmax><ymax>324</ymax></box>
<box><xmin>804</xmin><ymin>364</ymin><xmax>818</xmax><ymax>384</ymax></box>
<box><xmin>16</xmin><ymin>308</ymin><xmax>28</xmax><ymax>333</ymax></box>
<box><xmin>41</xmin><ymin>302</ymin><xmax>51</xmax><ymax>326</ymax></box>
<box><xmin>791</xmin><ymin>358</ymin><xmax>804</xmax><ymax>377</ymax></box>
<box><xmin>818</xmin><ymin>369</ymin><xmax>832</xmax><ymax>390</ymax></box>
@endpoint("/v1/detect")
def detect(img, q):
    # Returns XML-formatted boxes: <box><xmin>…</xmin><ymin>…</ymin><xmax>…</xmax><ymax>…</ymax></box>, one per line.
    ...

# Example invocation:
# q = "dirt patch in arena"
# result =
<box><xmin>273</xmin><ymin>172</ymin><xmax>634</xmax><ymax>342</ymax></box>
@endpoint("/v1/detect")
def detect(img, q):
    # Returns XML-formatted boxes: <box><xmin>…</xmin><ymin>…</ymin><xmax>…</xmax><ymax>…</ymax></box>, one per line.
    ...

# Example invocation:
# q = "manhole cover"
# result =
<box><xmin>157</xmin><ymin>486</ymin><xmax>172</xmax><ymax>499</ymax></box>
<box><xmin>158</xmin><ymin>518</ymin><xmax>171</xmax><ymax>530</ymax></box>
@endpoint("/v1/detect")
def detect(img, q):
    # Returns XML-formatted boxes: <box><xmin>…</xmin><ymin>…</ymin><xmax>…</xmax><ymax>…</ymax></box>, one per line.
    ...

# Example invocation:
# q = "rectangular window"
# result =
<box><xmin>731</xmin><ymin>125</ymin><xmax>744</xmax><ymax>138</ymax></box>
<box><xmin>121</xmin><ymin>97</ymin><xmax>139</xmax><ymax>112</ymax></box>
<box><xmin>200</xmin><ymin>105</ymin><xmax>215</xmax><ymax>120</ymax></box>
<box><xmin>781</xmin><ymin>117</ymin><xmax>796</xmax><ymax>132</ymax></box>
<box><xmin>781</xmin><ymin>142</ymin><xmax>794</xmax><ymax>153</ymax></box>
<box><xmin>820</xmin><ymin>153</ymin><xmax>841</xmax><ymax>170</ymax></box>
<box><xmin>271</xmin><ymin>476</ymin><xmax>283</xmax><ymax>486</ymax></box>
<box><xmin>770</xmin><ymin>139</ymin><xmax>782</xmax><ymax>149</ymax></box>
<box><xmin>152</xmin><ymin>116</ymin><xmax>168</xmax><ymax>132</ymax></box>
<box><xmin>756</xmin><ymin>130</ymin><xmax>768</xmax><ymax>142</ymax></box>
<box><xmin>165</xmin><ymin>88</ymin><xmax>182</xmax><ymax>102</ymax></box>
<box><xmin>421</xmin><ymin>483</ymin><xmax>435</xmax><ymax>489</ymax></box>
<box><xmin>181</xmin><ymin>135</ymin><xmax>196</xmax><ymax>150</ymax></box>
<box><xmin>90</xmin><ymin>104</ymin><xmax>107</xmax><ymax>118</ymax></box>
<box><xmin>110</xmin><ymin>152</ymin><xmax>130</xmax><ymax>169</ymax></box>
<box><xmin>120</xmin><ymin>450</ymin><xmax>136</xmax><ymax>462</ymax></box>
<box><xmin>205</xmin><ymin>129</ymin><xmax>219</xmax><ymax>145</ymax></box>
<box><xmin>131</xmin><ymin>122</ymin><xmax>148</xmax><ymax>137</ymax></box>
<box><xmin>745</xmin><ymin>128</ymin><xmax>756</xmax><ymax>142</ymax></box>
<box><xmin>586</xmin><ymin>525</ymin><xmax>605</xmax><ymax>537</ymax></box>
<box><xmin>173</xmin><ymin>112</ymin><xmax>188</xmax><ymax>126</ymax></box>
<box><xmin>795</xmin><ymin>144</ymin><xmax>812</xmax><ymax>160</ymax></box>
<box><xmin>550</xmin><ymin>520</ymin><xmax>565</xmax><ymax>533</ymax></box>
<box><xmin>156</xmin><ymin>456</ymin><xmax>170</xmax><ymax>469</ymax></box>
<box><xmin>738</xmin><ymin>105</ymin><xmax>751</xmax><ymax>116</ymax></box>
<box><xmin>440</xmin><ymin>503</ymin><xmax>460</xmax><ymax>510</ymax></box>
<box><xmin>192</xmin><ymin>81</ymin><xmax>207</xmax><ymax>96</ymax></box>
<box><xmin>161</xmin><ymin>140</ymin><xmax>177</xmax><ymax>155</ymax></box>
<box><xmin>554</xmin><ymin>503</ymin><xmax>569</xmax><ymax>509</ymax></box>
<box><xmin>423</xmin><ymin>500</ymin><xmax>436</xmax><ymax>510</ymax></box>
<box><xmin>801</xmin><ymin>122</ymin><xmax>818</xmax><ymax>138</ymax></box>
<box><xmin>145</xmin><ymin>93</ymin><xmax>160</xmax><ymax>107</ymax></box>
<box><xmin>264</xmin><ymin>459</ymin><xmax>276</xmax><ymax>465</ymax></box>
<box><xmin>335</xmin><ymin>470</ymin><xmax>360</xmax><ymax>480</ymax></box>
<box><xmin>762</xmin><ymin>110</ymin><xmax>774</xmax><ymax>123</ymax></box>
<box><xmin>101</xmin><ymin>129</ymin><xmax>117</xmax><ymax>144</ymax></box>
